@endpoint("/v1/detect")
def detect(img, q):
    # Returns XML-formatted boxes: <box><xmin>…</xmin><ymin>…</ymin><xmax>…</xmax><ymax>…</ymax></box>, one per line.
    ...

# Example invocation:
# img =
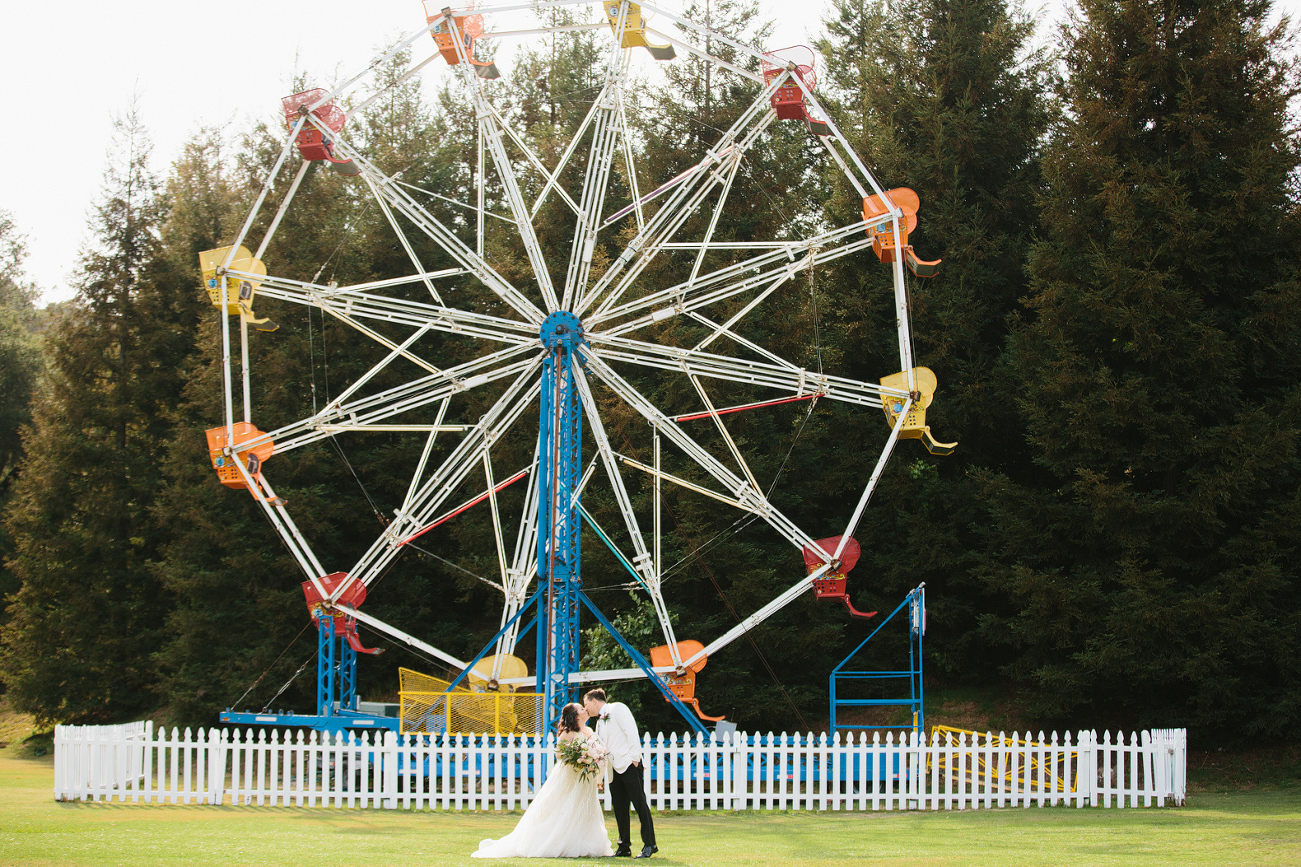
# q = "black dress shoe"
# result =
<box><xmin>614</xmin><ymin>847</ymin><xmax>632</xmax><ymax>857</ymax></box>
<box><xmin>635</xmin><ymin>846</ymin><xmax>658</xmax><ymax>859</ymax></box>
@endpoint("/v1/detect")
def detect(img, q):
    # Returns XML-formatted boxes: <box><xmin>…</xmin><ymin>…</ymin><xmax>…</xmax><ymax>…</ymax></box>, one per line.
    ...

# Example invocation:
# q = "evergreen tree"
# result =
<box><xmin>0</xmin><ymin>211</ymin><xmax>42</xmax><ymax>632</ymax></box>
<box><xmin>0</xmin><ymin>109</ymin><xmax>175</xmax><ymax>724</ymax></box>
<box><xmin>983</xmin><ymin>0</ymin><xmax>1301</xmax><ymax>739</ymax></box>
<box><xmin>814</xmin><ymin>0</ymin><xmax>1053</xmax><ymax>685</ymax></box>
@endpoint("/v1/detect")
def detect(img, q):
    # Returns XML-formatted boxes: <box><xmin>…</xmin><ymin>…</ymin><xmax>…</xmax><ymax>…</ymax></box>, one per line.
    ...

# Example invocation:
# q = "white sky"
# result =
<box><xmin>3</xmin><ymin>0</ymin><xmax>1295</xmax><ymax>303</ymax></box>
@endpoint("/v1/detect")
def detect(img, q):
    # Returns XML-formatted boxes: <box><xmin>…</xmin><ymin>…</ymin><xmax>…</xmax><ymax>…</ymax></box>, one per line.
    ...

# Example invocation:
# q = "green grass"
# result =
<box><xmin>2</xmin><ymin>754</ymin><xmax>1299</xmax><ymax>867</ymax></box>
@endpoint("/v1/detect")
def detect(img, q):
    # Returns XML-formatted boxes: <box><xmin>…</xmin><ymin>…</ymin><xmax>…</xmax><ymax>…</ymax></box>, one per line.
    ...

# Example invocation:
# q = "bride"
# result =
<box><xmin>472</xmin><ymin>703</ymin><xmax>614</xmax><ymax>859</ymax></box>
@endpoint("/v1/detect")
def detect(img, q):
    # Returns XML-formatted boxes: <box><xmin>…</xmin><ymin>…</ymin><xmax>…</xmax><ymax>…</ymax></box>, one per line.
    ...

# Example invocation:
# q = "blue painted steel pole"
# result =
<box><xmin>536</xmin><ymin>312</ymin><xmax>585</xmax><ymax>735</ymax></box>
<box><xmin>341</xmin><ymin>634</ymin><xmax>357</xmax><ymax>713</ymax></box>
<box><xmin>317</xmin><ymin>616</ymin><xmax>335</xmax><ymax>717</ymax></box>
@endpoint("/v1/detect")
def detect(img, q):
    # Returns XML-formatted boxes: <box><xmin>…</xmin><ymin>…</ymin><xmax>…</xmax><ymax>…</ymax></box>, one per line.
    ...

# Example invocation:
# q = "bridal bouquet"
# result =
<box><xmin>557</xmin><ymin>736</ymin><xmax>608</xmax><ymax>781</ymax></box>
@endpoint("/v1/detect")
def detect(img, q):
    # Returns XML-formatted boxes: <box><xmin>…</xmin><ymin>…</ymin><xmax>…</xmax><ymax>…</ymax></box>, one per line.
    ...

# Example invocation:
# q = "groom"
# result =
<box><xmin>584</xmin><ymin>689</ymin><xmax>657</xmax><ymax>859</ymax></box>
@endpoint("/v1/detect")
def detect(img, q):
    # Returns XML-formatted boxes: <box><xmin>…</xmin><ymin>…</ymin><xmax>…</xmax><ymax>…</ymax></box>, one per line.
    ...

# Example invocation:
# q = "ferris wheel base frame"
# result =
<box><xmin>438</xmin><ymin>583</ymin><xmax>717</xmax><ymax>736</ymax></box>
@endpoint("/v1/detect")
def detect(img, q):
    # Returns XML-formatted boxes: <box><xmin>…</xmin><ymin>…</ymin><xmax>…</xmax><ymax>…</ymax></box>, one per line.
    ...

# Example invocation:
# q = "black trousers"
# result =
<box><xmin>610</xmin><ymin>761</ymin><xmax>655</xmax><ymax>849</ymax></box>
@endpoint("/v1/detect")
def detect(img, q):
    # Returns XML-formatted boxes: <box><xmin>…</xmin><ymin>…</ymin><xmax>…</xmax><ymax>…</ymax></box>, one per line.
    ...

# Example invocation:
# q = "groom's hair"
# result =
<box><xmin>583</xmin><ymin>688</ymin><xmax>606</xmax><ymax>703</ymax></box>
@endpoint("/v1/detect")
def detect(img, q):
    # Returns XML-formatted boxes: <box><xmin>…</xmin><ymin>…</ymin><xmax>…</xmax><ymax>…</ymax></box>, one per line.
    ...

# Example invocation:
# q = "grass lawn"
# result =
<box><xmin>2</xmin><ymin>753</ymin><xmax>1299</xmax><ymax>867</ymax></box>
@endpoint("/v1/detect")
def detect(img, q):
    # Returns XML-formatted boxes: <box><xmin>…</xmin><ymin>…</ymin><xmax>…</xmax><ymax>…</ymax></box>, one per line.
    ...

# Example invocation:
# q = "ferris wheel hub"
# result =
<box><xmin>539</xmin><ymin>311</ymin><xmax>585</xmax><ymax>350</ymax></box>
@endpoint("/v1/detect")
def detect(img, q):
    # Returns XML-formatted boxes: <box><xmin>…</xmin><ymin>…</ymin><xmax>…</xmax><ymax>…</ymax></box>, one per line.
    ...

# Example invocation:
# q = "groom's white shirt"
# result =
<box><xmin>595</xmin><ymin>701</ymin><xmax>642</xmax><ymax>775</ymax></box>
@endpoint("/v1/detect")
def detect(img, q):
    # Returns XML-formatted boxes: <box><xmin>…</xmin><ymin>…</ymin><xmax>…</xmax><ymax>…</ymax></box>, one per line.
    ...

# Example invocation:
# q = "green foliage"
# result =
<box><xmin>815</xmin><ymin>0</ymin><xmax>1054</xmax><ymax>685</ymax></box>
<box><xmin>0</xmin><ymin>108</ymin><xmax>182</xmax><ymax>724</ymax></box>
<box><xmin>981</xmin><ymin>0</ymin><xmax>1301</xmax><ymax>739</ymax></box>
<box><xmin>0</xmin><ymin>213</ymin><xmax>43</xmax><ymax>636</ymax></box>
<box><xmin>580</xmin><ymin>589</ymin><xmax>665</xmax><ymax>720</ymax></box>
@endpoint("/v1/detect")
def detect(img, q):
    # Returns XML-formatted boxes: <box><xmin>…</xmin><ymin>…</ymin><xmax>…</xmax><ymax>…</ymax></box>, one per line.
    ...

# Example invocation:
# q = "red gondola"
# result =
<box><xmin>802</xmin><ymin>536</ymin><xmax>877</xmax><ymax>619</ymax></box>
<box><xmin>281</xmin><ymin>88</ymin><xmax>361</xmax><ymax>176</ymax></box>
<box><xmin>761</xmin><ymin>46</ymin><xmax>830</xmax><ymax>137</ymax></box>
<box><xmin>302</xmin><ymin>572</ymin><xmax>382</xmax><ymax>655</ymax></box>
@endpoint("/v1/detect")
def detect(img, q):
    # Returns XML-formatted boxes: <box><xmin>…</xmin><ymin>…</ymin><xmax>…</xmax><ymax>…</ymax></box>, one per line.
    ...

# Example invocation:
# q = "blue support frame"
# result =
<box><xmin>578</xmin><ymin>592</ymin><xmax>711</xmax><ymax>736</ymax></box>
<box><xmin>829</xmin><ymin>584</ymin><xmax>926</xmax><ymax>737</ymax></box>
<box><xmin>317</xmin><ymin>615</ymin><xmax>336</xmax><ymax>716</ymax></box>
<box><xmin>220</xmin><ymin>614</ymin><xmax>399</xmax><ymax>735</ymax></box>
<box><xmin>445</xmin><ymin>585</ymin><xmax>546</xmax><ymax>693</ymax></box>
<box><xmin>536</xmin><ymin>312</ymin><xmax>586</xmax><ymax>735</ymax></box>
<box><xmin>315</xmin><ymin>615</ymin><xmax>358</xmax><ymax>717</ymax></box>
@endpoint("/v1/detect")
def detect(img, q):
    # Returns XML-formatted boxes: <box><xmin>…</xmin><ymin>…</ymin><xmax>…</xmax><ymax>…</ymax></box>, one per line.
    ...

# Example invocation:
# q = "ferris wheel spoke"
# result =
<box><xmin>474</xmin><ymin>100</ymin><xmax>583</xmax><ymax>218</ymax></box>
<box><xmin>588</xmin><ymin>334</ymin><xmax>889</xmax><ymax>408</ymax></box>
<box><xmin>342</xmin><ymin>147</ymin><xmax>545</xmax><ymax>326</ymax></box>
<box><xmin>472</xmin><ymin>109</ymin><xmax>561</xmax><ymax>311</ymax></box>
<box><xmin>399</xmin><ymin>398</ymin><xmax>451</xmax><ymax>517</ymax></box>
<box><xmin>570</xmin><ymin>364</ymin><xmax>683</xmax><ymax>659</ymax></box>
<box><xmin>317</xmin><ymin>298</ymin><xmax>444</xmax><ymax>376</ymax></box>
<box><xmin>517</xmin><ymin>100</ymin><xmax>595</xmax><ymax>221</ymax></box>
<box><xmin>593</xmin><ymin>227</ymin><xmax>875</xmax><ymax>335</ymax></box>
<box><xmin>268</xmin><ymin>346</ymin><xmax>542</xmax><ymax>453</ymax></box>
<box><xmin>576</xmin><ymin>95</ymin><xmax>778</xmax><ymax>320</ymax></box>
<box><xmin>360</xmin><ymin>174</ymin><xmax>446</xmax><ymax>304</ymax></box>
<box><xmin>684</xmin><ymin>372</ymin><xmax>762</xmax><ymax>495</ymax></box>
<box><xmin>570</xmin><ymin>364</ymin><xmax>655</xmax><ymax>585</ymax></box>
<box><xmin>256</xmin><ymin>279</ymin><xmax>537</xmax><ymax>347</ymax></box>
<box><xmin>497</xmin><ymin>441</ymin><xmax>544</xmax><ymax>656</ymax></box>
<box><xmin>343</xmin><ymin>360</ymin><xmax>544</xmax><ymax>590</ymax></box>
<box><xmin>318</xmin><ymin>321</ymin><xmax>440</xmax><ymax>414</ymax></box>
<box><xmin>683</xmin><ymin>310</ymin><xmax>800</xmax><ymax>369</ymax></box>
<box><xmin>389</xmin><ymin>361</ymin><xmax>543</xmax><ymax>540</ymax></box>
<box><xmin>616</xmin><ymin>100</ymin><xmax>646</xmax><ymax>234</ymax></box>
<box><xmin>481</xmin><ymin>450</ymin><xmax>514</xmax><ymax>594</ymax></box>
<box><xmin>685</xmin><ymin>145</ymin><xmax>746</xmax><ymax>289</ymax></box>
<box><xmin>561</xmin><ymin>64</ymin><xmax>632</xmax><ymax>311</ymax></box>
<box><xmin>580</xmin><ymin>349</ymin><xmax>823</xmax><ymax>558</ymax></box>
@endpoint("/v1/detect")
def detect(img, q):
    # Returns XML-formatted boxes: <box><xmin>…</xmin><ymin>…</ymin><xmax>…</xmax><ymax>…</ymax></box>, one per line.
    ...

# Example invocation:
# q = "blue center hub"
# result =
<box><xmin>539</xmin><ymin>311</ymin><xmax>585</xmax><ymax>350</ymax></box>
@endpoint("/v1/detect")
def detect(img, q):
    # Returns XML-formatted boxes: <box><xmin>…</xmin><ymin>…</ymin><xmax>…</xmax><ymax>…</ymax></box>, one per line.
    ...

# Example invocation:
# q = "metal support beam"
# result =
<box><xmin>536</xmin><ymin>312</ymin><xmax>586</xmax><ymax>734</ymax></box>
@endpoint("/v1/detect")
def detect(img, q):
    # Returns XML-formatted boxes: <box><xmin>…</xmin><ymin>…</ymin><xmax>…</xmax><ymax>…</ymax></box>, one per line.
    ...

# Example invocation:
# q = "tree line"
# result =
<box><xmin>1</xmin><ymin>0</ymin><xmax>1297</xmax><ymax>745</ymax></box>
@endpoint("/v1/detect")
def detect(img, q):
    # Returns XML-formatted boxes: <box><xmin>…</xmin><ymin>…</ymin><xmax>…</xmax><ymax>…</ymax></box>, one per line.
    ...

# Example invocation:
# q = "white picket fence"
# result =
<box><xmin>54</xmin><ymin>723</ymin><xmax>1186</xmax><ymax>810</ymax></box>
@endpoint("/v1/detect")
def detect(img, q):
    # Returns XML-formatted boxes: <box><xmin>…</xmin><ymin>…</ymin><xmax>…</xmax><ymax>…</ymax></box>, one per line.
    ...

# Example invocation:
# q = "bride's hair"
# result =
<box><xmin>557</xmin><ymin>703</ymin><xmax>583</xmax><ymax>734</ymax></box>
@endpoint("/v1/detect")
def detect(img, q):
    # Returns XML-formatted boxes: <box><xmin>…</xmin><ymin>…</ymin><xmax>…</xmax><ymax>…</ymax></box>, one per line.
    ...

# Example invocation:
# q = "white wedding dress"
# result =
<box><xmin>472</xmin><ymin>740</ymin><xmax>613</xmax><ymax>859</ymax></box>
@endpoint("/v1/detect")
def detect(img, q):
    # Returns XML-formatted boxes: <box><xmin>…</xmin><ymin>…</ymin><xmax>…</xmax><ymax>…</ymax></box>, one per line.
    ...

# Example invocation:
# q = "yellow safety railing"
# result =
<box><xmin>929</xmin><ymin>726</ymin><xmax>1078</xmax><ymax>793</ymax></box>
<box><xmin>399</xmin><ymin>667</ymin><xmax>542</xmax><ymax>735</ymax></box>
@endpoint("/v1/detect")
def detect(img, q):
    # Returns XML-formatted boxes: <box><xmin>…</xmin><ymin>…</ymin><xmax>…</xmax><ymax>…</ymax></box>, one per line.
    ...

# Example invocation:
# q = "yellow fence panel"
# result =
<box><xmin>929</xmin><ymin>726</ymin><xmax>1078</xmax><ymax>793</ymax></box>
<box><xmin>398</xmin><ymin>667</ymin><xmax>541</xmax><ymax>735</ymax></box>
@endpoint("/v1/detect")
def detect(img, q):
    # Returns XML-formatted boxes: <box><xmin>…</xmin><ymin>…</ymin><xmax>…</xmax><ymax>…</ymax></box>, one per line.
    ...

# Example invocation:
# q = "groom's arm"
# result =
<box><xmin>608</xmin><ymin>703</ymin><xmax>641</xmax><ymax>762</ymax></box>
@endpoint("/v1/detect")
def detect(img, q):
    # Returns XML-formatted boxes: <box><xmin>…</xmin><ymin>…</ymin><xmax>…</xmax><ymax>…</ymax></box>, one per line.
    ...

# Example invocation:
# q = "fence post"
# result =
<box><xmin>382</xmin><ymin>728</ymin><xmax>398</xmax><ymax>809</ymax></box>
<box><xmin>53</xmin><ymin>726</ymin><xmax>66</xmax><ymax>801</ymax></box>
<box><xmin>1141</xmin><ymin>730</ymin><xmax>1155</xmax><ymax>807</ymax></box>
<box><xmin>204</xmin><ymin>727</ymin><xmax>218</xmax><ymax>806</ymax></box>
<box><xmin>1176</xmin><ymin>729</ymin><xmax>1187</xmax><ymax>806</ymax></box>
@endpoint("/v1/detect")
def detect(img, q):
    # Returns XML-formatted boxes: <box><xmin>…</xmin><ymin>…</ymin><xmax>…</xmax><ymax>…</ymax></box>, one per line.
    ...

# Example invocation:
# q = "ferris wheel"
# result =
<box><xmin>202</xmin><ymin>0</ymin><xmax>954</xmax><ymax>736</ymax></box>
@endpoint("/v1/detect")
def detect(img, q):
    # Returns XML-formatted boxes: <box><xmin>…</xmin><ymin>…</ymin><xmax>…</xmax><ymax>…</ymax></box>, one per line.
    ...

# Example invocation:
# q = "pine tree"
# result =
<box><xmin>0</xmin><ymin>212</ymin><xmax>42</xmax><ymax>632</ymax></box>
<box><xmin>0</xmin><ymin>109</ymin><xmax>175</xmax><ymax>723</ymax></box>
<box><xmin>983</xmin><ymin>0</ymin><xmax>1301</xmax><ymax>738</ymax></box>
<box><xmin>814</xmin><ymin>0</ymin><xmax>1053</xmax><ymax>684</ymax></box>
